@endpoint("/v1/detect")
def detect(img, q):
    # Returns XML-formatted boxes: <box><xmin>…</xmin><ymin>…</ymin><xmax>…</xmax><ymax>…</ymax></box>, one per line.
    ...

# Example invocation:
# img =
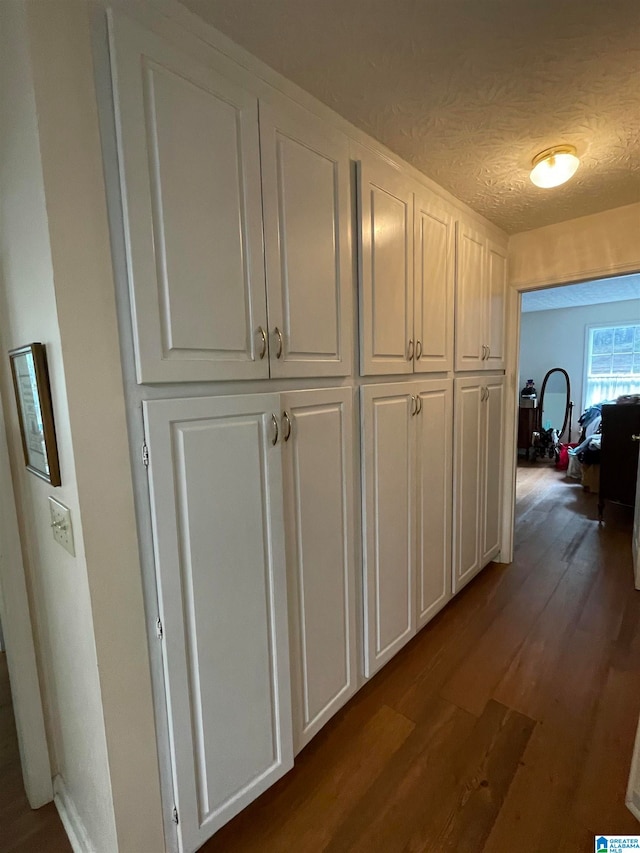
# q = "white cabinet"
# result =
<box><xmin>280</xmin><ymin>388</ymin><xmax>357</xmax><ymax>752</ymax></box>
<box><xmin>361</xmin><ymin>384</ymin><xmax>415</xmax><ymax>675</ymax></box>
<box><xmin>485</xmin><ymin>239</ymin><xmax>508</xmax><ymax>369</ymax></box>
<box><xmin>453</xmin><ymin>376</ymin><xmax>504</xmax><ymax>594</ymax></box>
<box><xmin>355</xmin><ymin>148</ymin><xmax>414</xmax><ymax>376</ymax></box>
<box><xmin>110</xmin><ymin>14</ymin><xmax>268</xmax><ymax>383</ymax></box>
<box><xmin>481</xmin><ymin>376</ymin><xmax>505</xmax><ymax>565</ymax></box>
<box><xmin>260</xmin><ymin>98</ymin><xmax>352</xmax><ymax>378</ymax></box>
<box><xmin>454</xmin><ymin>222</ymin><xmax>507</xmax><ymax>372</ymax></box>
<box><xmin>355</xmin><ymin>148</ymin><xmax>457</xmax><ymax>377</ymax></box>
<box><xmin>110</xmin><ymin>14</ymin><xmax>352</xmax><ymax>383</ymax></box>
<box><xmin>415</xmin><ymin>380</ymin><xmax>453</xmax><ymax>628</ymax></box>
<box><xmin>143</xmin><ymin>394</ymin><xmax>293</xmax><ymax>851</ymax></box>
<box><xmin>413</xmin><ymin>193</ymin><xmax>455</xmax><ymax>373</ymax></box>
<box><xmin>361</xmin><ymin>379</ymin><xmax>453</xmax><ymax>676</ymax></box>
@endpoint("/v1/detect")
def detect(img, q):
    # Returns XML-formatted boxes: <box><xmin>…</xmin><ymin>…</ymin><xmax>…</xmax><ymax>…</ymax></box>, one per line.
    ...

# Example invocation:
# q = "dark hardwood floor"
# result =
<box><xmin>202</xmin><ymin>461</ymin><xmax>640</xmax><ymax>853</ymax></box>
<box><xmin>2</xmin><ymin>462</ymin><xmax>638</xmax><ymax>852</ymax></box>
<box><xmin>0</xmin><ymin>654</ymin><xmax>70</xmax><ymax>853</ymax></box>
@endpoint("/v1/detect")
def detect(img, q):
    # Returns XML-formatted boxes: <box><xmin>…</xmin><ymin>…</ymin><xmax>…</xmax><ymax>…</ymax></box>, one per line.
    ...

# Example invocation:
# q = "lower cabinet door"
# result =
<box><xmin>415</xmin><ymin>379</ymin><xmax>453</xmax><ymax>628</ymax></box>
<box><xmin>481</xmin><ymin>376</ymin><xmax>505</xmax><ymax>565</ymax></box>
<box><xmin>361</xmin><ymin>384</ymin><xmax>416</xmax><ymax>677</ymax></box>
<box><xmin>281</xmin><ymin>388</ymin><xmax>358</xmax><ymax>752</ymax></box>
<box><xmin>453</xmin><ymin>377</ymin><xmax>484</xmax><ymax>594</ymax></box>
<box><xmin>143</xmin><ymin>394</ymin><xmax>293</xmax><ymax>853</ymax></box>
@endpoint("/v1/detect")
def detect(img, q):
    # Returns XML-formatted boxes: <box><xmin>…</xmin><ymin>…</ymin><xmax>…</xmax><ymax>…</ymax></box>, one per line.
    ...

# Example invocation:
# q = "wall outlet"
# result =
<box><xmin>48</xmin><ymin>497</ymin><xmax>75</xmax><ymax>557</ymax></box>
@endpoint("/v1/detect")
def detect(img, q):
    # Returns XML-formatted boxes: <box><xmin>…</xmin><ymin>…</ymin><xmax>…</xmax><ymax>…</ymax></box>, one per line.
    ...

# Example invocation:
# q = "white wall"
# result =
<box><xmin>0</xmin><ymin>3</ymin><xmax>118</xmax><ymax>848</ymax></box>
<box><xmin>509</xmin><ymin>202</ymin><xmax>640</xmax><ymax>289</ymax></box>
<box><xmin>0</xmin><ymin>2</ymin><xmax>165</xmax><ymax>851</ymax></box>
<box><xmin>519</xmin><ymin>298</ymin><xmax>640</xmax><ymax>440</ymax></box>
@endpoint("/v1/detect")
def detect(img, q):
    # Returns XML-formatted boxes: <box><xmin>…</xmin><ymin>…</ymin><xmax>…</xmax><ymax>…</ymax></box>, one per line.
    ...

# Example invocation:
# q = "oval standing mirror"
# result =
<box><xmin>539</xmin><ymin>367</ymin><xmax>571</xmax><ymax>440</ymax></box>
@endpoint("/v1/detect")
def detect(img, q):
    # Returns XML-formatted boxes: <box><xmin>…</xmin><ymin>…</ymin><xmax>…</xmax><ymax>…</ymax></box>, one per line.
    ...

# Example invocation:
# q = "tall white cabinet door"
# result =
<box><xmin>485</xmin><ymin>241</ymin><xmax>507</xmax><ymax>370</ymax></box>
<box><xmin>415</xmin><ymin>380</ymin><xmax>453</xmax><ymax>629</ymax></box>
<box><xmin>454</xmin><ymin>222</ymin><xmax>485</xmax><ymax>372</ymax></box>
<box><xmin>355</xmin><ymin>146</ymin><xmax>414</xmax><ymax>376</ymax></box>
<box><xmin>260</xmin><ymin>98</ymin><xmax>352</xmax><ymax>378</ymax></box>
<box><xmin>281</xmin><ymin>388</ymin><xmax>357</xmax><ymax>752</ymax></box>
<box><xmin>143</xmin><ymin>394</ymin><xmax>293</xmax><ymax>851</ymax></box>
<box><xmin>413</xmin><ymin>194</ymin><xmax>454</xmax><ymax>373</ymax></box>
<box><xmin>453</xmin><ymin>377</ymin><xmax>484</xmax><ymax>594</ymax></box>
<box><xmin>481</xmin><ymin>377</ymin><xmax>505</xmax><ymax>565</ymax></box>
<box><xmin>361</xmin><ymin>384</ymin><xmax>416</xmax><ymax>677</ymax></box>
<box><xmin>109</xmin><ymin>14</ymin><xmax>269</xmax><ymax>383</ymax></box>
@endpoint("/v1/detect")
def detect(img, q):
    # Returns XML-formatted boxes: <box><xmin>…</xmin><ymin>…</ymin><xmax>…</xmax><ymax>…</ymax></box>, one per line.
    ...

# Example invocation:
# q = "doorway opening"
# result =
<box><xmin>514</xmin><ymin>272</ymin><xmax>640</xmax><ymax>532</ymax></box>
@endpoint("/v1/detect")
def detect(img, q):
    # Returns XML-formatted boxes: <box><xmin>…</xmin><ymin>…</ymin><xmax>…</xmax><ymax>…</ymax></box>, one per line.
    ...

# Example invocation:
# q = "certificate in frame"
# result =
<box><xmin>9</xmin><ymin>343</ymin><xmax>61</xmax><ymax>486</ymax></box>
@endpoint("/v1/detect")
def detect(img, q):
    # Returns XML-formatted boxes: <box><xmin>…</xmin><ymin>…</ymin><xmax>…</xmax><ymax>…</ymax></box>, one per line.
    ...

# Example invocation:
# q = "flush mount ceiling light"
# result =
<box><xmin>530</xmin><ymin>144</ymin><xmax>580</xmax><ymax>189</ymax></box>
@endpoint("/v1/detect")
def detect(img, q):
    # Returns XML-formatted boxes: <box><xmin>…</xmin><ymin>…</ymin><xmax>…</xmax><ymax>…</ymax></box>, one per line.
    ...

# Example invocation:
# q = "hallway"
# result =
<box><xmin>1</xmin><ymin>463</ymin><xmax>639</xmax><ymax>852</ymax></box>
<box><xmin>203</xmin><ymin>463</ymin><xmax>640</xmax><ymax>852</ymax></box>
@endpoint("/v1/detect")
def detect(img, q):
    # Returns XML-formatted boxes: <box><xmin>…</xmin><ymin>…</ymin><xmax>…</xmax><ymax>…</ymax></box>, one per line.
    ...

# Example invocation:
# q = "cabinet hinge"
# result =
<box><xmin>142</xmin><ymin>441</ymin><xmax>149</xmax><ymax>468</ymax></box>
<box><xmin>156</xmin><ymin>618</ymin><xmax>163</xmax><ymax>640</ymax></box>
<box><xmin>172</xmin><ymin>806</ymin><xmax>179</xmax><ymax>825</ymax></box>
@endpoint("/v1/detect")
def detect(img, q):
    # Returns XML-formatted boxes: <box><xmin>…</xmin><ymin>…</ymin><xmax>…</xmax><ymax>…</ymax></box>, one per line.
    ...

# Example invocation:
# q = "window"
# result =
<box><xmin>585</xmin><ymin>323</ymin><xmax>640</xmax><ymax>408</ymax></box>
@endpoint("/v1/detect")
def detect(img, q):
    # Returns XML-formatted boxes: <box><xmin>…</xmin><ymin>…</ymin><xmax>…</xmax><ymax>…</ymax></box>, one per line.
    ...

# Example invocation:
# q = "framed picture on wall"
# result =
<box><xmin>8</xmin><ymin>343</ymin><xmax>61</xmax><ymax>486</ymax></box>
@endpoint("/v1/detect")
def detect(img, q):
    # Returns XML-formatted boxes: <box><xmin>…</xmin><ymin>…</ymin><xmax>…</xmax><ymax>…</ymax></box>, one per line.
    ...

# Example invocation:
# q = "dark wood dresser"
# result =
<box><xmin>598</xmin><ymin>403</ymin><xmax>640</xmax><ymax>520</ymax></box>
<box><xmin>517</xmin><ymin>406</ymin><xmax>539</xmax><ymax>459</ymax></box>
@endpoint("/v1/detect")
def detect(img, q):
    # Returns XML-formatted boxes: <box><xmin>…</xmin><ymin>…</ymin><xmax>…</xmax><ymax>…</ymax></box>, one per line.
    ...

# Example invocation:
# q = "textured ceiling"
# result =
<box><xmin>179</xmin><ymin>0</ymin><xmax>640</xmax><ymax>234</ymax></box>
<box><xmin>521</xmin><ymin>274</ymin><xmax>640</xmax><ymax>312</ymax></box>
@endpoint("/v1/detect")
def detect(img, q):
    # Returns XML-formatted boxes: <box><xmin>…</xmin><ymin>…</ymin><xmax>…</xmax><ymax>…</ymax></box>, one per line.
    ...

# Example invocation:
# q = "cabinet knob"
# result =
<box><xmin>274</xmin><ymin>327</ymin><xmax>284</xmax><ymax>359</ymax></box>
<box><xmin>257</xmin><ymin>326</ymin><xmax>267</xmax><ymax>360</ymax></box>
<box><xmin>407</xmin><ymin>339</ymin><xmax>414</xmax><ymax>361</ymax></box>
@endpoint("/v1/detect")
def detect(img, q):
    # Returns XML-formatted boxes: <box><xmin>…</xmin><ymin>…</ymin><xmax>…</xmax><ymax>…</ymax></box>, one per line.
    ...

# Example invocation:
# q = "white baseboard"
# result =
<box><xmin>53</xmin><ymin>775</ymin><xmax>96</xmax><ymax>853</ymax></box>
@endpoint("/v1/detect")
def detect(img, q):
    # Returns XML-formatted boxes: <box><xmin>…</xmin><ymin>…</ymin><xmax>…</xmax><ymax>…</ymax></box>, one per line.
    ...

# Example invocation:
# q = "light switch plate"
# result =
<box><xmin>48</xmin><ymin>497</ymin><xmax>75</xmax><ymax>557</ymax></box>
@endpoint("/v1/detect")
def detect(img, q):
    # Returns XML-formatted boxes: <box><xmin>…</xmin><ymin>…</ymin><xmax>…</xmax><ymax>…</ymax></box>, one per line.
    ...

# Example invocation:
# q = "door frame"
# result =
<box><xmin>0</xmin><ymin>392</ymin><xmax>52</xmax><ymax>808</ymax></box>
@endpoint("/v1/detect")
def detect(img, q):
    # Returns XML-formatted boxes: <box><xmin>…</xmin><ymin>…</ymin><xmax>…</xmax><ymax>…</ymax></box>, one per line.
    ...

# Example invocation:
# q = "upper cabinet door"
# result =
<box><xmin>109</xmin><ymin>14</ymin><xmax>268</xmax><ymax>383</ymax></box>
<box><xmin>454</xmin><ymin>222</ymin><xmax>485</xmax><ymax>372</ymax></box>
<box><xmin>281</xmin><ymin>388</ymin><xmax>357</xmax><ymax>752</ymax></box>
<box><xmin>143</xmin><ymin>393</ymin><xmax>292</xmax><ymax>851</ymax></box>
<box><xmin>485</xmin><ymin>241</ymin><xmax>507</xmax><ymax>370</ymax></box>
<box><xmin>260</xmin><ymin>98</ymin><xmax>352</xmax><ymax>378</ymax></box>
<box><xmin>361</xmin><ymin>384</ymin><xmax>416</xmax><ymax>677</ymax></box>
<box><xmin>355</xmin><ymin>147</ymin><xmax>414</xmax><ymax>376</ymax></box>
<box><xmin>413</xmin><ymin>193</ymin><xmax>454</xmax><ymax>373</ymax></box>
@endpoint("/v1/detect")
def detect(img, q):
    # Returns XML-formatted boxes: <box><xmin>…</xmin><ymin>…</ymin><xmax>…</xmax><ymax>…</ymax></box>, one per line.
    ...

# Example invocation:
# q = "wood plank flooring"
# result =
<box><xmin>0</xmin><ymin>654</ymin><xmax>70</xmax><ymax>853</ymax></box>
<box><xmin>202</xmin><ymin>461</ymin><xmax>640</xmax><ymax>853</ymax></box>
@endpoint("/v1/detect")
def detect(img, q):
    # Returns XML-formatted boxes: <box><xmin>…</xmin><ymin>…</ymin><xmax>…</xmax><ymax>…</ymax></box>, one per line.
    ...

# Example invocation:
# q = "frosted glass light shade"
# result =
<box><xmin>530</xmin><ymin>145</ymin><xmax>579</xmax><ymax>188</ymax></box>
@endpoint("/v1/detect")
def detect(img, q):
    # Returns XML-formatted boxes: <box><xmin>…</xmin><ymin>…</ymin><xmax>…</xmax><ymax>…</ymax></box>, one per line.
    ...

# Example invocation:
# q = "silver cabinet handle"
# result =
<box><xmin>257</xmin><ymin>326</ymin><xmax>267</xmax><ymax>360</ymax></box>
<box><xmin>410</xmin><ymin>395</ymin><xmax>417</xmax><ymax>416</ymax></box>
<box><xmin>416</xmin><ymin>340</ymin><xmax>422</xmax><ymax>360</ymax></box>
<box><xmin>282</xmin><ymin>410</ymin><xmax>292</xmax><ymax>442</ymax></box>
<box><xmin>487</xmin><ymin>346</ymin><xmax>491</xmax><ymax>360</ymax></box>
<box><xmin>274</xmin><ymin>327</ymin><xmax>283</xmax><ymax>359</ymax></box>
<box><xmin>408</xmin><ymin>339</ymin><xmax>414</xmax><ymax>361</ymax></box>
<box><xmin>481</xmin><ymin>345</ymin><xmax>487</xmax><ymax>360</ymax></box>
<box><xmin>416</xmin><ymin>396</ymin><xmax>423</xmax><ymax>414</ymax></box>
<box><xmin>271</xmin><ymin>414</ymin><xmax>279</xmax><ymax>445</ymax></box>
<box><xmin>480</xmin><ymin>387</ymin><xmax>485</xmax><ymax>402</ymax></box>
